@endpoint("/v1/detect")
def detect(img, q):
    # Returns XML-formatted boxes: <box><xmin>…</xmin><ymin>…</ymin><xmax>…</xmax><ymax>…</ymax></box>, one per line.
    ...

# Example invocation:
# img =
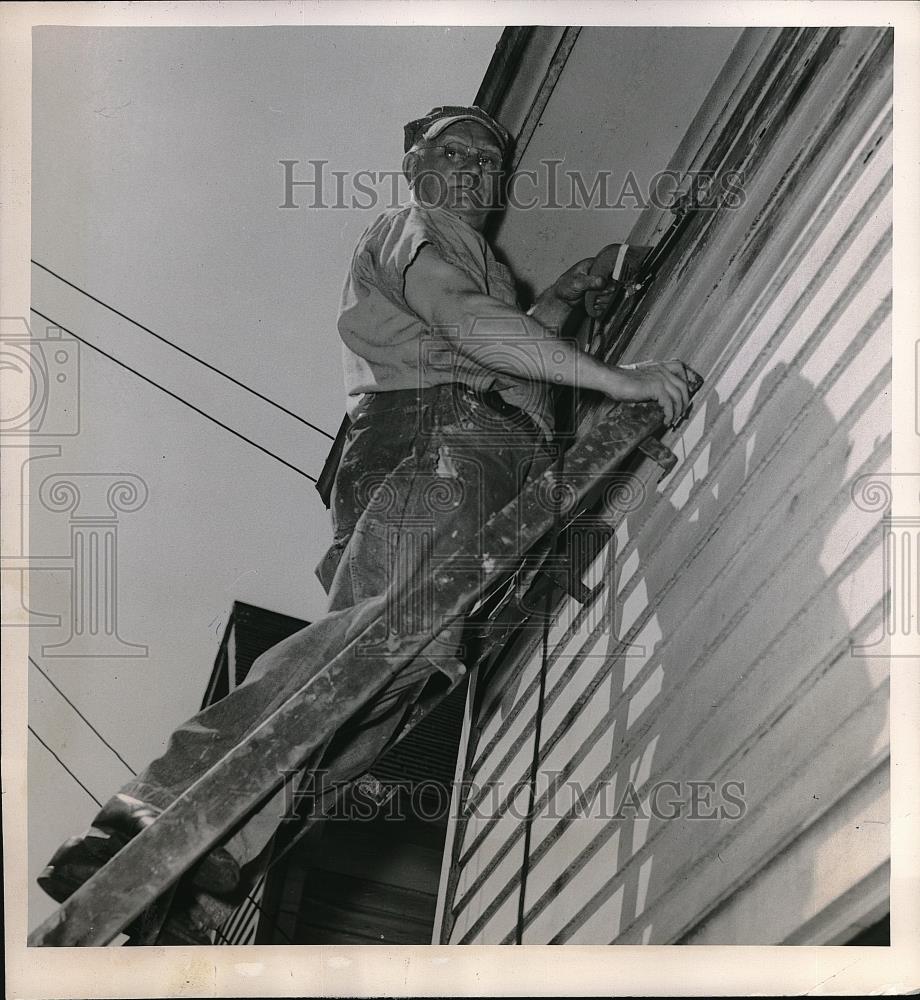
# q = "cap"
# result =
<box><xmin>403</xmin><ymin>105</ymin><xmax>512</xmax><ymax>156</ymax></box>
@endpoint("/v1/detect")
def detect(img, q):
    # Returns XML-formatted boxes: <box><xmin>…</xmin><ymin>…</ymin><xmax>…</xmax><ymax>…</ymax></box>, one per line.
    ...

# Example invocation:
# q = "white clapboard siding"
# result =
<box><xmin>214</xmin><ymin>869</ymin><xmax>268</xmax><ymax>946</ymax></box>
<box><xmin>437</xmin><ymin>26</ymin><xmax>892</xmax><ymax>945</ymax></box>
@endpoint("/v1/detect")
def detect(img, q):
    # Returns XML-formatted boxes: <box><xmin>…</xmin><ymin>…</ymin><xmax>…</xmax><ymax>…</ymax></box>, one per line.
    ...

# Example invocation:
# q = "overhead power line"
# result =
<box><xmin>29</xmin><ymin>725</ymin><xmax>103</xmax><ymax>807</ymax></box>
<box><xmin>30</xmin><ymin>308</ymin><xmax>319</xmax><ymax>483</ymax></box>
<box><xmin>29</xmin><ymin>656</ymin><xmax>137</xmax><ymax>776</ymax></box>
<box><xmin>31</xmin><ymin>259</ymin><xmax>334</xmax><ymax>440</ymax></box>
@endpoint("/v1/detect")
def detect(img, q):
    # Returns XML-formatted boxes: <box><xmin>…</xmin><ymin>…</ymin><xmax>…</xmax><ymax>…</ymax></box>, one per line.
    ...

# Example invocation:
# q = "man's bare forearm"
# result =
<box><xmin>404</xmin><ymin>246</ymin><xmax>691</xmax><ymax>423</ymax></box>
<box><xmin>445</xmin><ymin>291</ymin><xmax>617</xmax><ymax>396</ymax></box>
<box><xmin>526</xmin><ymin>288</ymin><xmax>574</xmax><ymax>333</ymax></box>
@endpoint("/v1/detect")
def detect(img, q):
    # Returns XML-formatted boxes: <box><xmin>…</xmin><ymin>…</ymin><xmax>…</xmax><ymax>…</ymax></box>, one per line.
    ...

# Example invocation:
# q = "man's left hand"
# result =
<box><xmin>551</xmin><ymin>258</ymin><xmax>616</xmax><ymax>310</ymax></box>
<box><xmin>530</xmin><ymin>253</ymin><xmax>631</xmax><ymax>329</ymax></box>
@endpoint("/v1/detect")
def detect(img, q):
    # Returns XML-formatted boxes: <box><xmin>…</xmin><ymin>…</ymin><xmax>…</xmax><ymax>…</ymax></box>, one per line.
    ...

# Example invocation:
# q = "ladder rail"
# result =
<box><xmin>28</xmin><ymin>375</ymin><xmax>701</xmax><ymax>948</ymax></box>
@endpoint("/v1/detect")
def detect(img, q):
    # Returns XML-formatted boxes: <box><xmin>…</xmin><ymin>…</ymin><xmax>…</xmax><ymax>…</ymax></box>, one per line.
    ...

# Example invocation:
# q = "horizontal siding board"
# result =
<box><xmin>714</xmin><ymin>126</ymin><xmax>890</xmax><ymax>404</ymax></box>
<box><xmin>458</xmin><ymin>640</ymin><xmax>620</xmax><ymax>871</ymax></box>
<box><xmin>461</xmin><ymin>889</ymin><xmax>521</xmax><ymax>945</ymax></box>
<box><xmin>523</xmin><ymin>826</ymin><xmax>625</xmax><ymax>944</ymax></box>
<box><xmin>539</xmin><ymin>663</ymin><xmax>619</xmax><ymax>769</ymax></box>
<box><xmin>453</xmin><ymin>820</ymin><xmax>525</xmax><ymax>926</ymax></box>
<box><xmin>456</xmin><ymin>576</ymin><xmax>884</xmax><ymax>943</ymax></box>
<box><xmin>610</xmin><ymin>687</ymin><xmax>890</xmax><ymax>944</ymax></box>
<box><xmin>608</xmin><ymin>216</ymin><xmax>891</xmax><ymax>645</ymax></box>
<box><xmin>649</xmin><ymin>550</ymin><xmax>888</xmax><ymax>812</ymax></box>
<box><xmin>646</xmin><ymin>192</ymin><xmax>890</xmax><ymax>546</ymax></box>
<box><xmin>595</xmin><ymin>392</ymin><xmax>890</xmax><ymax>773</ymax></box>
<box><xmin>625</xmin><ymin>470</ymin><xmax>890</xmax><ymax>785</ymax></box>
<box><xmin>725</xmin><ymin>35</ymin><xmax>893</xmax><ymax>293</ymax></box>
<box><xmin>679</xmin><ymin>767</ymin><xmax>889</xmax><ymax>944</ymax></box>
<box><xmin>471</xmin><ymin>595</ymin><xmax>594</xmax><ymax>775</ymax></box>
<box><xmin>542</xmin><ymin>479</ymin><xmax>890</xmax><ymax>856</ymax></box>
<box><xmin>451</xmin><ymin>655</ymin><xmax>621</xmax><ymax>928</ymax></box>
<box><xmin>451</xmin><ymin>472</ymin><xmax>890</xmax><ymax>942</ymax></box>
<box><xmin>605</xmin><ymin>530</ymin><xmax>883</xmax><ymax>839</ymax></box>
<box><xmin>463</xmin><ymin>611</ymin><xmax>612</xmax><ymax>826</ymax></box>
<box><xmin>298</xmin><ymin>870</ymin><xmax>436</xmax><ymax>926</ymax></box>
<box><xmin>618</xmin><ymin>384</ymin><xmax>891</xmax><ymax>709</ymax></box>
<box><xmin>622</xmin><ymin>29</ymin><xmax>891</xmax><ymax>366</ymax></box>
<box><xmin>615</xmin><ymin>368</ymin><xmax>890</xmax><ymax>669</ymax></box>
<box><xmin>216</xmin><ymin>872</ymin><xmax>267</xmax><ymax>945</ymax></box>
<box><xmin>512</xmin><ymin>676</ymin><xmax>888</xmax><ymax>945</ymax></box>
<box><xmin>438</xmin><ymin>26</ymin><xmax>892</xmax><ymax>945</ymax></box>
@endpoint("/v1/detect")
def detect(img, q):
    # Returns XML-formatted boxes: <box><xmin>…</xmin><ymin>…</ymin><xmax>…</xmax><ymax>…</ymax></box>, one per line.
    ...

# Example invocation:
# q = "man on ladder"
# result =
<box><xmin>36</xmin><ymin>105</ymin><xmax>691</xmax><ymax>943</ymax></box>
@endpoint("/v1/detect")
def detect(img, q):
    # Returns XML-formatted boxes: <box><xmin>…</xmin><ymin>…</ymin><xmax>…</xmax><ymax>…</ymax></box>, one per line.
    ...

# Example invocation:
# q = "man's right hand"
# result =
<box><xmin>403</xmin><ymin>245</ymin><xmax>694</xmax><ymax>425</ymax></box>
<box><xmin>603</xmin><ymin>360</ymin><xmax>691</xmax><ymax>427</ymax></box>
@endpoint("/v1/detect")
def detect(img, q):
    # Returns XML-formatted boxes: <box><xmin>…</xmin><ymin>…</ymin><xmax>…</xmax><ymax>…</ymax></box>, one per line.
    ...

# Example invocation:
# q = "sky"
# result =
<box><xmin>25</xmin><ymin>23</ymin><xmax>503</xmax><ymax>930</ymax></box>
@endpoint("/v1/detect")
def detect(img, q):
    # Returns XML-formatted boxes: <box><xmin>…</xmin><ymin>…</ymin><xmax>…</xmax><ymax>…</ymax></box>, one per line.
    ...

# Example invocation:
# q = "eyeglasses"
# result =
<box><xmin>425</xmin><ymin>141</ymin><xmax>503</xmax><ymax>172</ymax></box>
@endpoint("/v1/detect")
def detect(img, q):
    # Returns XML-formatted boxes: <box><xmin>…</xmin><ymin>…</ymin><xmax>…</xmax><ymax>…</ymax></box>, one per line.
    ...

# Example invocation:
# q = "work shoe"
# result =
<box><xmin>126</xmin><ymin>889</ymin><xmax>237</xmax><ymax>946</ymax></box>
<box><xmin>153</xmin><ymin>910</ymin><xmax>216</xmax><ymax>947</ymax></box>
<box><xmin>37</xmin><ymin>793</ymin><xmax>240</xmax><ymax>904</ymax></box>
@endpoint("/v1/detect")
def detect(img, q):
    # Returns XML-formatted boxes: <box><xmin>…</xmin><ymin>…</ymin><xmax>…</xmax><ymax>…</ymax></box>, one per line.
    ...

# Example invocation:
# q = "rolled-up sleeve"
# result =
<box><xmin>354</xmin><ymin>206</ymin><xmax>488</xmax><ymax>313</ymax></box>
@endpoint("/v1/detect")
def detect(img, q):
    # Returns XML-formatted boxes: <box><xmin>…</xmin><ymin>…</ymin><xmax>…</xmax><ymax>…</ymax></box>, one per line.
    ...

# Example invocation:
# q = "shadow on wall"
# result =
<box><xmin>510</xmin><ymin>360</ymin><xmax>888</xmax><ymax>945</ymax></box>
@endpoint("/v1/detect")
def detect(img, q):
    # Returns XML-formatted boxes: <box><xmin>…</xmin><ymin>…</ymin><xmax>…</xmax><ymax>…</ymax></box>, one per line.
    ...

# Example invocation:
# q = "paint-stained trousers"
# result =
<box><xmin>119</xmin><ymin>383</ymin><xmax>552</xmax><ymax>871</ymax></box>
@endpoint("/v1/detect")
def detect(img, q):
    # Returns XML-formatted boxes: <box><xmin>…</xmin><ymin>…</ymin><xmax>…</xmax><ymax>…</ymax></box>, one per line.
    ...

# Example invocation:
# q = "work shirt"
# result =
<box><xmin>337</xmin><ymin>202</ymin><xmax>553</xmax><ymax>439</ymax></box>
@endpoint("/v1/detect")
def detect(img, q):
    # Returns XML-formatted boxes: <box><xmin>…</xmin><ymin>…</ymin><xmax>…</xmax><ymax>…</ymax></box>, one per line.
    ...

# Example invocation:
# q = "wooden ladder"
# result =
<box><xmin>28</xmin><ymin>370</ymin><xmax>702</xmax><ymax>947</ymax></box>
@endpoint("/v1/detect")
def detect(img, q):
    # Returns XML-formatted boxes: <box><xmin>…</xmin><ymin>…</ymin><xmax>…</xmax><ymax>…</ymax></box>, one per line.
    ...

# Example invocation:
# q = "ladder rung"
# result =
<box><xmin>536</xmin><ymin>568</ymin><xmax>594</xmax><ymax>605</ymax></box>
<box><xmin>637</xmin><ymin>435</ymin><xmax>678</xmax><ymax>474</ymax></box>
<box><xmin>28</xmin><ymin>370</ymin><xmax>703</xmax><ymax>947</ymax></box>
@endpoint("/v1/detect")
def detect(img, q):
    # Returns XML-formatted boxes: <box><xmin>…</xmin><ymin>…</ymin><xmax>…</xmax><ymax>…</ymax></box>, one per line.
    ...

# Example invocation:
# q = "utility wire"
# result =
<box><xmin>515</xmin><ymin>445</ymin><xmax>564</xmax><ymax>945</ymax></box>
<box><xmin>29</xmin><ymin>655</ymin><xmax>137</xmax><ymax>775</ymax></box>
<box><xmin>514</xmin><ymin>241</ymin><xmax>664</xmax><ymax>940</ymax></box>
<box><xmin>28</xmin><ymin>692</ymin><xmax>287</xmax><ymax>944</ymax></box>
<box><xmin>28</xmin><ymin>725</ymin><xmax>103</xmax><ymax>807</ymax></box>
<box><xmin>30</xmin><ymin>308</ymin><xmax>318</xmax><ymax>483</ymax></box>
<box><xmin>31</xmin><ymin>259</ymin><xmax>334</xmax><ymax>440</ymax></box>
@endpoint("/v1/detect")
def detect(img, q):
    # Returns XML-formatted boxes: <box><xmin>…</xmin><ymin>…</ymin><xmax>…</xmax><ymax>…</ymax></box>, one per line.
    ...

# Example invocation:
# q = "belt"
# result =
<box><xmin>318</xmin><ymin>384</ymin><xmax>545</xmax><ymax>509</ymax></box>
<box><xmin>352</xmin><ymin>383</ymin><xmax>546</xmax><ymax>439</ymax></box>
<box><xmin>461</xmin><ymin>385</ymin><xmax>544</xmax><ymax>440</ymax></box>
